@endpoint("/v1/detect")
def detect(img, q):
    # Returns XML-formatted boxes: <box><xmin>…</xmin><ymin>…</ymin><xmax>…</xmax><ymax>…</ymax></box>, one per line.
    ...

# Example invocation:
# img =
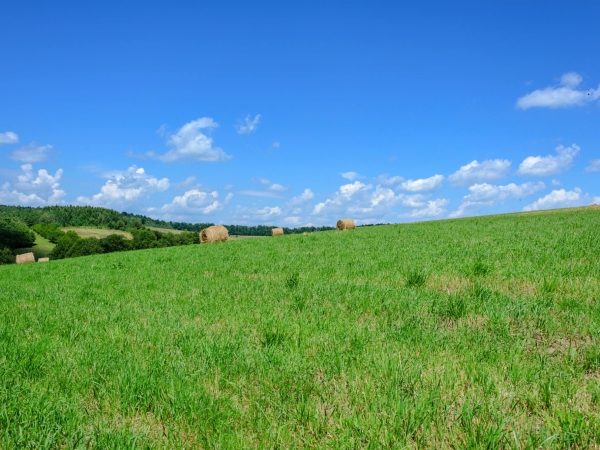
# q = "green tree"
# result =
<box><xmin>0</xmin><ymin>217</ymin><xmax>36</xmax><ymax>248</ymax></box>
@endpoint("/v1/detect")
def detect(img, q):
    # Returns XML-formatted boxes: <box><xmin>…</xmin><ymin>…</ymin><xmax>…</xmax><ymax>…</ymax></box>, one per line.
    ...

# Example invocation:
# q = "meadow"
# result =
<box><xmin>1</xmin><ymin>208</ymin><xmax>600</xmax><ymax>448</ymax></box>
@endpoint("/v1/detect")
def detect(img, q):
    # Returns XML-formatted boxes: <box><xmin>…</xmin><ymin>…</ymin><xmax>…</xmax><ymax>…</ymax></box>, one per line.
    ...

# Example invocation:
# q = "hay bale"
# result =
<box><xmin>588</xmin><ymin>204</ymin><xmax>600</xmax><ymax>209</ymax></box>
<box><xmin>16</xmin><ymin>252</ymin><xmax>35</xmax><ymax>264</ymax></box>
<box><xmin>336</xmin><ymin>218</ymin><xmax>356</xmax><ymax>230</ymax></box>
<box><xmin>38</xmin><ymin>257</ymin><xmax>49</xmax><ymax>262</ymax></box>
<box><xmin>200</xmin><ymin>225</ymin><xmax>229</xmax><ymax>243</ymax></box>
<box><xmin>272</xmin><ymin>227</ymin><xmax>284</xmax><ymax>236</ymax></box>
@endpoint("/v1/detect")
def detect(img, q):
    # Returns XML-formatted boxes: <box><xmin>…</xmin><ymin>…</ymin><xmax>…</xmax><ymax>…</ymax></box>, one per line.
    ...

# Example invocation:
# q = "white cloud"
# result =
<box><xmin>173</xmin><ymin>176</ymin><xmax>202</xmax><ymax>190</ymax></box>
<box><xmin>585</xmin><ymin>159</ymin><xmax>600</xmax><ymax>173</ymax></box>
<box><xmin>238</xmin><ymin>190</ymin><xmax>281</xmax><ymax>198</ymax></box>
<box><xmin>269</xmin><ymin>183</ymin><xmax>289</xmax><ymax>192</ymax></box>
<box><xmin>148</xmin><ymin>189</ymin><xmax>222</xmax><ymax>218</ymax></box>
<box><xmin>449</xmin><ymin>181</ymin><xmax>546</xmax><ymax>218</ymax></box>
<box><xmin>9</xmin><ymin>143</ymin><xmax>53</xmax><ymax>163</ymax></box>
<box><xmin>236</xmin><ymin>114</ymin><xmax>261</xmax><ymax>134</ymax></box>
<box><xmin>340</xmin><ymin>171</ymin><xmax>363</xmax><ymax>181</ymax></box>
<box><xmin>375</xmin><ymin>174</ymin><xmax>404</xmax><ymax>186</ymax></box>
<box><xmin>462</xmin><ymin>182</ymin><xmax>546</xmax><ymax>203</ymax></box>
<box><xmin>402</xmin><ymin>199</ymin><xmax>449</xmax><ymax>219</ymax></box>
<box><xmin>288</xmin><ymin>188</ymin><xmax>314</xmax><ymax>206</ymax></box>
<box><xmin>517</xmin><ymin>143</ymin><xmax>579</xmax><ymax>177</ymax></box>
<box><xmin>76</xmin><ymin>165</ymin><xmax>169</xmax><ymax>208</ymax></box>
<box><xmin>0</xmin><ymin>131</ymin><xmax>18</xmax><ymax>144</ymax></box>
<box><xmin>0</xmin><ymin>164</ymin><xmax>65</xmax><ymax>206</ymax></box>
<box><xmin>398</xmin><ymin>174</ymin><xmax>444</xmax><ymax>192</ymax></box>
<box><xmin>252</xmin><ymin>177</ymin><xmax>270</xmax><ymax>185</ymax></box>
<box><xmin>311</xmin><ymin>180</ymin><xmax>448</xmax><ymax>223</ymax></box>
<box><xmin>516</xmin><ymin>72</ymin><xmax>600</xmax><ymax>109</ymax></box>
<box><xmin>153</xmin><ymin>118</ymin><xmax>231</xmax><ymax>162</ymax></box>
<box><xmin>523</xmin><ymin>188</ymin><xmax>585</xmax><ymax>211</ymax></box>
<box><xmin>552</xmin><ymin>179</ymin><xmax>562</xmax><ymax>186</ymax></box>
<box><xmin>447</xmin><ymin>159</ymin><xmax>511</xmax><ymax>187</ymax></box>
<box><xmin>283</xmin><ymin>216</ymin><xmax>301</xmax><ymax>224</ymax></box>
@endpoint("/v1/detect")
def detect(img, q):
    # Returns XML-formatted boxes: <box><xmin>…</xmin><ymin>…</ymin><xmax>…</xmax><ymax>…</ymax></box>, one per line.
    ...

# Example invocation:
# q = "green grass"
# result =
<box><xmin>2</xmin><ymin>208</ymin><xmax>600</xmax><ymax>448</ymax></box>
<box><xmin>61</xmin><ymin>227</ymin><xmax>133</xmax><ymax>240</ymax></box>
<box><xmin>13</xmin><ymin>232</ymin><xmax>54</xmax><ymax>260</ymax></box>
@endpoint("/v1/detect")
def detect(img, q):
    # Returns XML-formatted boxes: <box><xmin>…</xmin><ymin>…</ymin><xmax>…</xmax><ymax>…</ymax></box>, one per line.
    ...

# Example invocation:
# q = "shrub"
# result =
<box><xmin>0</xmin><ymin>217</ymin><xmax>36</xmax><ymax>249</ymax></box>
<box><xmin>50</xmin><ymin>231</ymin><xmax>82</xmax><ymax>260</ymax></box>
<box><xmin>31</xmin><ymin>223</ymin><xmax>66</xmax><ymax>243</ymax></box>
<box><xmin>0</xmin><ymin>247</ymin><xmax>15</xmax><ymax>265</ymax></box>
<box><xmin>99</xmin><ymin>234</ymin><xmax>131</xmax><ymax>253</ymax></box>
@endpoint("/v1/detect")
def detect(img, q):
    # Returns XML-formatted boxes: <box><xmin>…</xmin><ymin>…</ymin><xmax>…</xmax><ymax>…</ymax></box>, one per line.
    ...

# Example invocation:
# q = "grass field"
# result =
<box><xmin>2</xmin><ymin>208</ymin><xmax>600</xmax><ymax>448</ymax></box>
<box><xmin>61</xmin><ymin>227</ymin><xmax>133</xmax><ymax>240</ymax></box>
<box><xmin>13</xmin><ymin>232</ymin><xmax>54</xmax><ymax>259</ymax></box>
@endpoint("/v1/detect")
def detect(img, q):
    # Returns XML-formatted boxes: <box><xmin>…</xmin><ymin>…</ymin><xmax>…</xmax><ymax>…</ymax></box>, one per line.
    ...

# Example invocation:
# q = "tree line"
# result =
<box><xmin>0</xmin><ymin>205</ymin><xmax>335</xmax><ymax>236</ymax></box>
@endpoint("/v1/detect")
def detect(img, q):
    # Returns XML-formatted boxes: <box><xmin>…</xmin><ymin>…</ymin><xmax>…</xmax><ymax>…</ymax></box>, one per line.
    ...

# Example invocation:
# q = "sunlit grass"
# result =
<box><xmin>1</xmin><ymin>208</ymin><xmax>600</xmax><ymax>448</ymax></box>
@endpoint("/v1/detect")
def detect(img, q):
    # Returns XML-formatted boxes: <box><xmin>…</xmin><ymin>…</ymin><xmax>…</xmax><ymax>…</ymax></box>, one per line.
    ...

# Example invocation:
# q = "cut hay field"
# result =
<box><xmin>2</xmin><ymin>208</ymin><xmax>600</xmax><ymax>448</ymax></box>
<box><xmin>61</xmin><ymin>227</ymin><xmax>133</xmax><ymax>240</ymax></box>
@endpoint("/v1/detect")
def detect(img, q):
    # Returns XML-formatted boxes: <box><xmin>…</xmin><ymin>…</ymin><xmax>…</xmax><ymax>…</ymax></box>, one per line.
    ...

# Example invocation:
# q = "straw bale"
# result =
<box><xmin>336</xmin><ymin>218</ymin><xmax>356</xmax><ymax>230</ymax></box>
<box><xmin>588</xmin><ymin>204</ymin><xmax>600</xmax><ymax>210</ymax></box>
<box><xmin>38</xmin><ymin>257</ymin><xmax>49</xmax><ymax>262</ymax></box>
<box><xmin>271</xmin><ymin>227</ymin><xmax>284</xmax><ymax>236</ymax></box>
<box><xmin>16</xmin><ymin>252</ymin><xmax>35</xmax><ymax>264</ymax></box>
<box><xmin>200</xmin><ymin>225</ymin><xmax>229</xmax><ymax>243</ymax></box>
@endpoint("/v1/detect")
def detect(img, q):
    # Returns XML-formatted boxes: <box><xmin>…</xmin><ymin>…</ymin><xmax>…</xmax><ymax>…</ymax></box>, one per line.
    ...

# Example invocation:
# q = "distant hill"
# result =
<box><xmin>0</xmin><ymin>204</ymin><xmax>334</xmax><ymax>236</ymax></box>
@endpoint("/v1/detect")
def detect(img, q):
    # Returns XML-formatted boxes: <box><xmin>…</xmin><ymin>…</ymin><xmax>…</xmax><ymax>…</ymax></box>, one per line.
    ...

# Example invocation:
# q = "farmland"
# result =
<box><xmin>1</xmin><ymin>208</ymin><xmax>600</xmax><ymax>448</ymax></box>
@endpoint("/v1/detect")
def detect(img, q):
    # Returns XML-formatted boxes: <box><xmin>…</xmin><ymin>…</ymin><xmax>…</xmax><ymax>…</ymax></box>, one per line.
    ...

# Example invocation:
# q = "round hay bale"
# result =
<box><xmin>271</xmin><ymin>227</ymin><xmax>284</xmax><ymax>236</ymax></box>
<box><xmin>200</xmin><ymin>225</ymin><xmax>229</xmax><ymax>243</ymax></box>
<box><xmin>336</xmin><ymin>218</ymin><xmax>356</xmax><ymax>230</ymax></box>
<box><xmin>16</xmin><ymin>252</ymin><xmax>35</xmax><ymax>264</ymax></box>
<box><xmin>588</xmin><ymin>204</ymin><xmax>600</xmax><ymax>210</ymax></box>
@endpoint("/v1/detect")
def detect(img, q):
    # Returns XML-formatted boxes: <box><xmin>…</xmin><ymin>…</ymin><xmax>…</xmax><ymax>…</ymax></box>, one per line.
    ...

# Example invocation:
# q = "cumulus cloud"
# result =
<box><xmin>516</xmin><ymin>73</ymin><xmax>600</xmax><ymax>109</ymax></box>
<box><xmin>288</xmin><ymin>188</ymin><xmax>314</xmax><ymax>206</ymax></box>
<box><xmin>447</xmin><ymin>159</ymin><xmax>511</xmax><ymax>187</ymax></box>
<box><xmin>517</xmin><ymin>144</ymin><xmax>579</xmax><ymax>177</ymax></box>
<box><xmin>398</xmin><ymin>174</ymin><xmax>444</xmax><ymax>192</ymax></box>
<box><xmin>448</xmin><ymin>181</ymin><xmax>545</xmax><ymax>218</ymax></box>
<box><xmin>148</xmin><ymin>189</ymin><xmax>222</xmax><ymax>218</ymax></box>
<box><xmin>152</xmin><ymin>118</ymin><xmax>231</xmax><ymax>162</ymax></box>
<box><xmin>523</xmin><ymin>188</ymin><xmax>585</xmax><ymax>211</ymax></box>
<box><xmin>9</xmin><ymin>143</ymin><xmax>53</xmax><ymax>163</ymax></box>
<box><xmin>585</xmin><ymin>159</ymin><xmax>600</xmax><ymax>173</ymax></box>
<box><xmin>340</xmin><ymin>171</ymin><xmax>363</xmax><ymax>181</ymax></box>
<box><xmin>311</xmin><ymin>181</ymin><xmax>446</xmax><ymax>221</ymax></box>
<box><xmin>401</xmin><ymin>199</ymin><xmax>449</xmax><ymax>219</ymax></box>
<box><xmin>76</xmin><ymin>165</ymin><xmax>169</xmax><ymax>208</ymax></box>
<box><xmin>0</xmin><ymin>164</ymin><xmax>65</xmax><ymax>206</ymax></box>
<box><xmin>236</xmin><ymin>114</ymin><xmax>261</xmax><ymax>134</ymax></box>
<box><xmin>0</xmin><ymin>131</ymin><xmax>18</xmax><ymax>144</ymax></box>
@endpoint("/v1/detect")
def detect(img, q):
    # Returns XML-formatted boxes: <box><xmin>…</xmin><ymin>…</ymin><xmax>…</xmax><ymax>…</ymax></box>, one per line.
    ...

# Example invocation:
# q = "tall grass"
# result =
<box><xmin>1</xmin><ymin>208</ymin><xmax>600</xmax><ymax>448</ymax></box>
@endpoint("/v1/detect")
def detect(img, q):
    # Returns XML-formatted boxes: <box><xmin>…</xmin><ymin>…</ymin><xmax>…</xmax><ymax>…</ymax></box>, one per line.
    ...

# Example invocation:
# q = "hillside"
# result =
<box><xmin>1</xmin><ymin>208</ymin><xmax>600</xmax><ymax>448</ymax></box>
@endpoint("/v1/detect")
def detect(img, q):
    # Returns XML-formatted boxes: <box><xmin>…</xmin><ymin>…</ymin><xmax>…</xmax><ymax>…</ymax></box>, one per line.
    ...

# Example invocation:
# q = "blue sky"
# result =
<box><xmin>1</xmin><ymin>1</ymin><xmax>599</xmax><ymax>226</ymax></box>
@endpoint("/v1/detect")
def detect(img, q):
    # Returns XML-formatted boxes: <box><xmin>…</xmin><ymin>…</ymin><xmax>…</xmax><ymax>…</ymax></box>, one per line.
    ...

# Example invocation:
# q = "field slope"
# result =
<box><xmin>1</xmin><ymin>208</ymin><xmax>600</xmax><ymax>448</ymax></box>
